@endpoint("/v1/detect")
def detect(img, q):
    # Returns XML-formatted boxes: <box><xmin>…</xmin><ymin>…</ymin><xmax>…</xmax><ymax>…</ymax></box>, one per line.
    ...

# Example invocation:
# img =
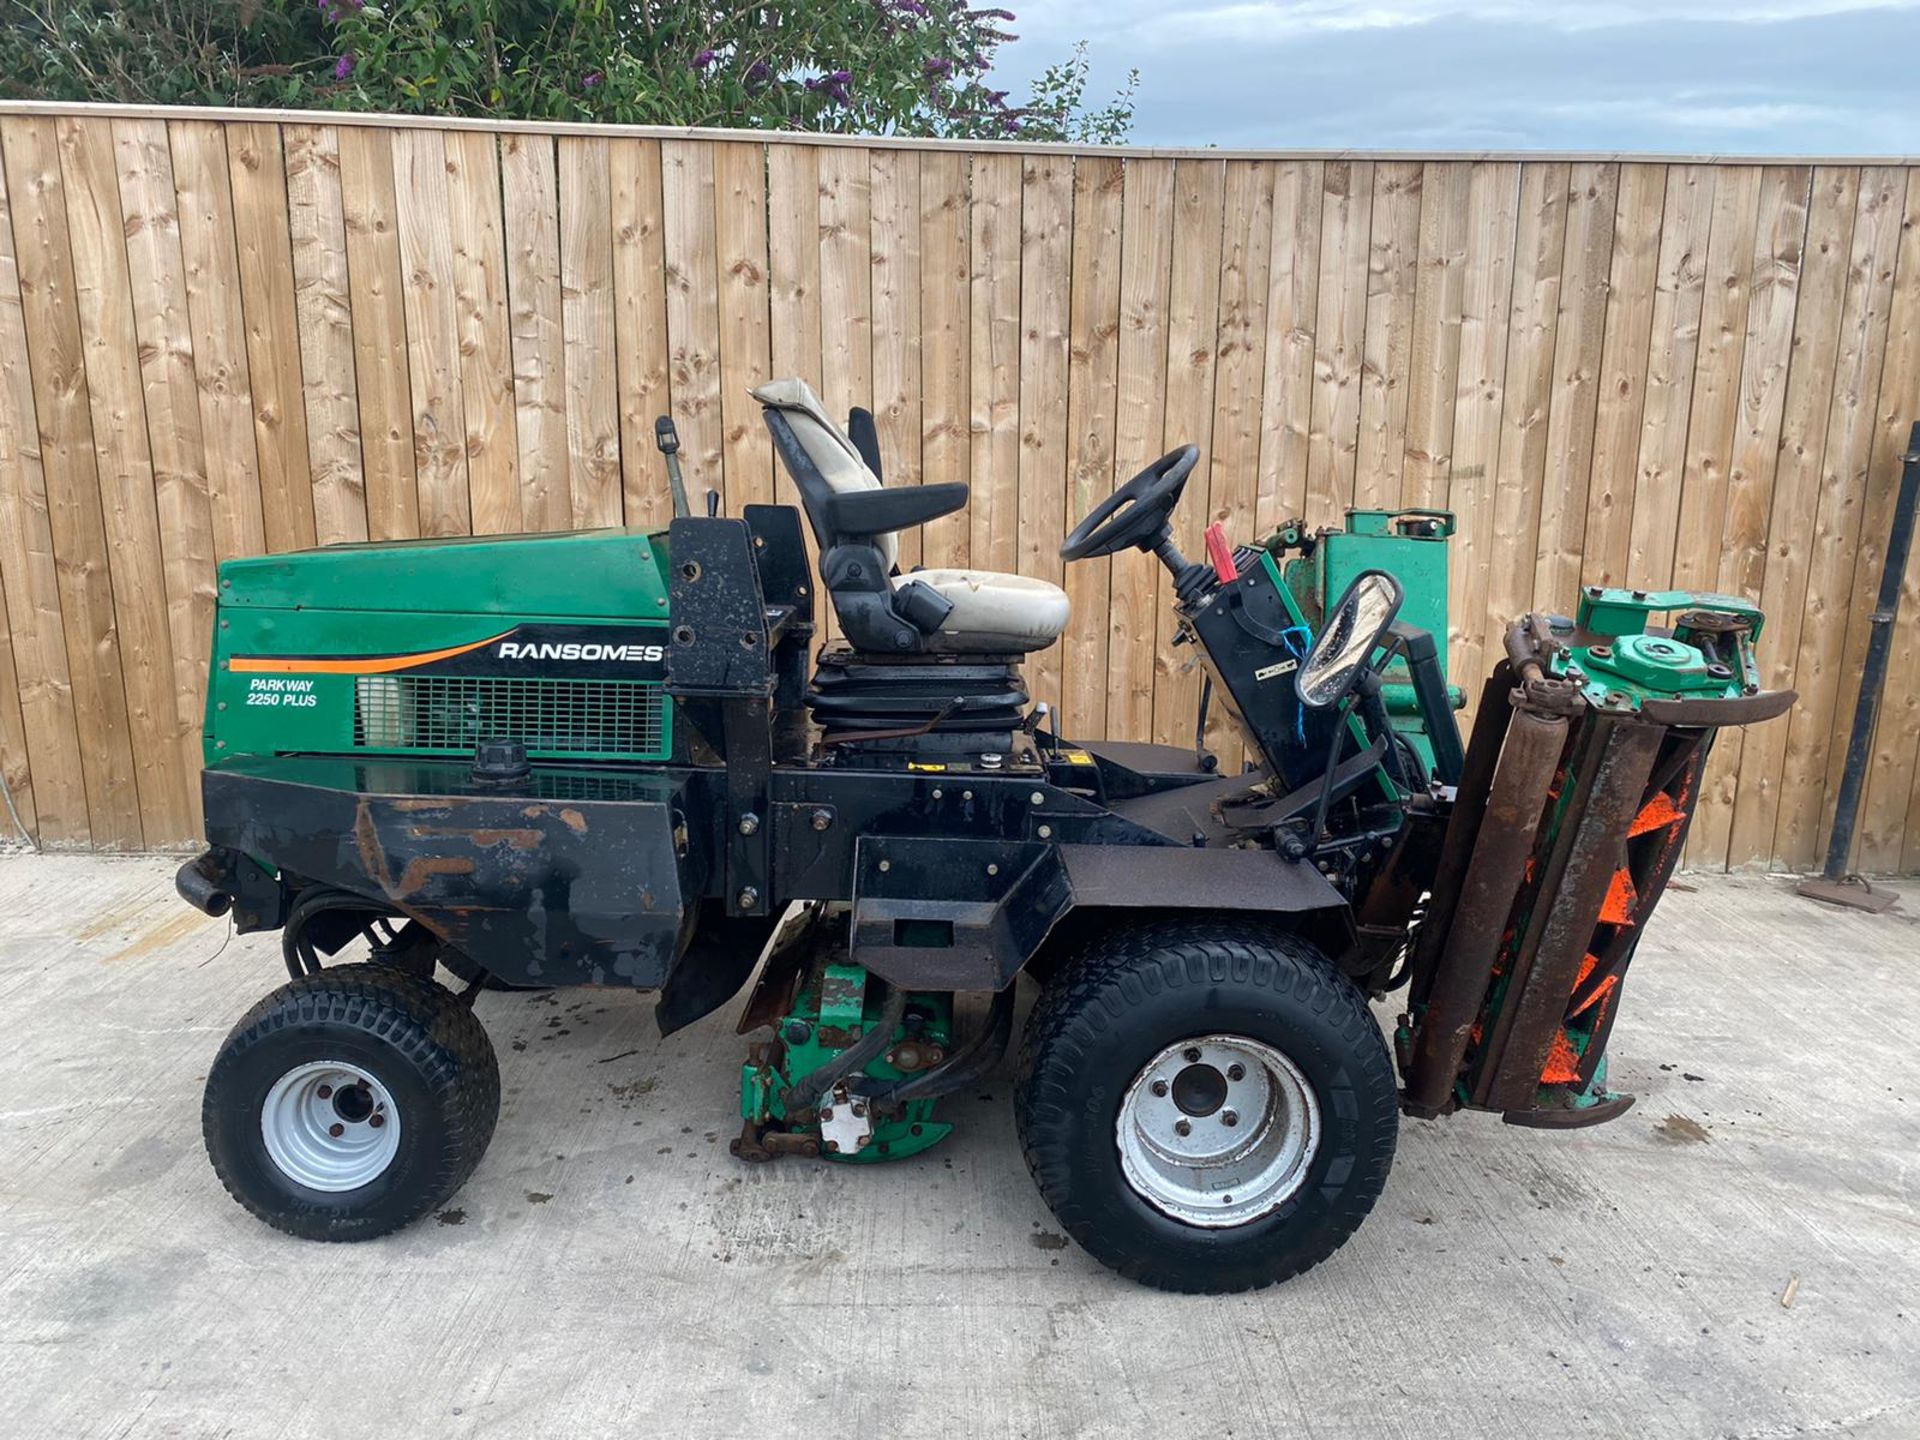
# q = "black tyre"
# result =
<box><xmin>1015</xmin><ymin>918</ymin><xmax>1397</xmax><ymax>1293</ymax></box>
<box><xmin>203</xmin><ymin>962</ymin><xmax>500</xmax><ymax>1241</ymax></box>
<box><xmin>438</xmin><ymin>945</ymin><xmax>543</xmax><ymax>993</ymax></box>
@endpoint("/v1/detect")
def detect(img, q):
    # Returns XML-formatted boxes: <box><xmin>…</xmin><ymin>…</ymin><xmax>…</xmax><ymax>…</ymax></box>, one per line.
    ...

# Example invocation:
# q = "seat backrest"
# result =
<box><xmin>751</xmin><ymin>378</ymin><xmax>897</xmax><ymax>571</ymax></box>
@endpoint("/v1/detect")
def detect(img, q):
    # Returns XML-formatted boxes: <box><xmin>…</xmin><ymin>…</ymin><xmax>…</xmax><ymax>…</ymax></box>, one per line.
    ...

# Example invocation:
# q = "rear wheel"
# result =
<box><xmin>203</xmin><ymin>963</ymin><xmax>499</xmax><ymax>1240</ymax></box>
<box><xmin>1015</xmin><ymin>918</ymin><xmax>1397</xmax><ymax>1293</ymax></box>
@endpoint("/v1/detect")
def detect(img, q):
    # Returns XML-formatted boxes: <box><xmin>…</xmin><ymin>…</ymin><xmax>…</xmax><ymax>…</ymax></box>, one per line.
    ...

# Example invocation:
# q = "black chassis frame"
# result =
<box><xmin>183</xmin><ymin>507</ymin><xmax>1376</xmax><ymax>1034</ymax></box>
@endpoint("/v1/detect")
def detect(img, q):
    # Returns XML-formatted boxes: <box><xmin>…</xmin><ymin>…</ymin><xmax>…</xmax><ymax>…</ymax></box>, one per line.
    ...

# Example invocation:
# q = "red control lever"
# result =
<box><xmin>1204</xmin><ymin>521</ymin><xmax>1238</xmax><ymax>583</ymax></box>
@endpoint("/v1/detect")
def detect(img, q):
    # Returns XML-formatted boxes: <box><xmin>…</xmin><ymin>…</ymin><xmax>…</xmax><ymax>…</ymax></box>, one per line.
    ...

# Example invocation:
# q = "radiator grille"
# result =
<box><xmin>354</xmin><ymin>675</ymin><xmax>668</xmax><ymax>760</ymax></box>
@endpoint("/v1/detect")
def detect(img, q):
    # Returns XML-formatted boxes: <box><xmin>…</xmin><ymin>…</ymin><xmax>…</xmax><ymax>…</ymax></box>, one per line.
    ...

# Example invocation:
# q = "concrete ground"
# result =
<box><xmin>0</xmin><ymin>855</ymin><xmax>1915</xmax><ymax>1439</ymax></box>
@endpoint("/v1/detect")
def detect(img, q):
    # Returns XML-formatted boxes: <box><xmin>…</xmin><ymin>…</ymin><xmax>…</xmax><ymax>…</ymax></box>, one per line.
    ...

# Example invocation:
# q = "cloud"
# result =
<box><xmin>993</xmin><ymin>2</ymin><xmax>1920</xmax><ymax>151</ymax></box>
<box><xmin>1128</xmin><ymin>0</ymin><xmax>1919</xmax><ymax>43</ymax></box>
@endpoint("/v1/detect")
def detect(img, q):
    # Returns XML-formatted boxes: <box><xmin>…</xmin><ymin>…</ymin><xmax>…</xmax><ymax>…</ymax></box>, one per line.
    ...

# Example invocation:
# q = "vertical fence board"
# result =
<box><xmin>919</xmin><ymin>150</ymin><xmax>971</xmax><ymax>571</ymax></box>
<box><xmin>225</xmin><ymin>122</ymin><xmax>315</xmax><ymax>554</ymax></box>
<box><xmin>444</xmin><ymin>130</ymin><xmax>519</xmax><ymax>535</ymax></box>
<box><xmin>1152</xmin><ymin>159</ymin><xmax>1225</xmax><ymax>747</ymax></box>
<box><xmin>1402</xmin><ymin>161</ymin><xmax>1469</xmax><ymax>512</ymax></box>
<box><xmin>1059</xmin><ymin>156</ymin><xmax>1123</xmax><ymax>741</ymax></box>
<box><xmin>1625</xmin><ymin>164</ymin><xmax>1715</xmax><ymax>590</ymax></box>
<box><xmin>1017</xmin><ymin>154</ymin><xmax>1073</xmax><ymax>715</ymax></box>
<box><xmin>1480</xmin><ymin>162</ymin><xmax>1568</xmax><ymax>658</ymax></box>
<box><xmin>818</xmin><ymin>147</ymin><xmax>873</xmax><ymax>422</ymax></box>
<box><xmin>500</xmin><ymin>134</ymin><xmax>570</xmax><ymax>533</ymax></box>
<box><xmin>115</xmin><ymin>118</ymin><xmax>216</xmax><ymax>835</ymax></box>
<box><xmin>284</xmin><ymin>124</ymin><xmax>366</xmax><ymax>545</ymax></box>
<box><xmin>1202</xmin><ymin>160</ymin><xmax>1276</xmax><ymax>771</ymax></box>
<box><xmin>1772</xmin><ymin>167</ymin><xmax>1904</xmax><ymax>870</ymax></box>
<box><xmin>168</xmin><ymin>120</ymin><xmax>266</xmax><ymax>562</ymax></box>
<box><xmin>1105</xmin><ymin>158</ymin><xmax>1174</xmax><ymax>746</ymax></box>
<box><xmin>391</xmin><ymin>128</ymin><xmax>472</xmax><ymax>537</ymax></box>
<box><xmin>1307</xmin><ymin>160</ymin><xmax>1374</xmax><ymax>521</ymax></box>
<box><xmin>609</xmin><ymin>138</ymin><xmax>672</xmax><ymax>529</ymax></box>
<box><xmin>970</xmin><ymin>152</ymin><xmax>1021</xmax><ymax>577</ymax></box>
<box><xmin>1533</xmin><ymin>161</ymin><xmax>1618</xmax><ymax>608</ymax></box>
<box><xmin>870</xmin><ymin>148</ymin><xmax>920</xmax><ymax>565</ymax></box>
<box><xmin>0</xmin><ymin>126</ymin><xmax>85</xmax><ymax>839</ymax></box>
<box><xmin>1356</xmin><ymin>160</ymin><xmax>1421</xmax><ymax>508</ymax></box>
<box><xmin>1581</xmin><ymin>164</ymin><xmax>1666</xmax><ymax>587</ymax></box>
<box><xmin>767</xmin><ymin>143</ymin><xmax>821</xmax><ymax>508</ymax></box>
<box><xmin>1255</xmin><ymin>161</ymin><xmax>1324</xmax><ymax>531</ymax></box>
<box><xmin>1445</xmin><ymin>161</ymin><xmax>1519</xmax><ymax>696</ymax></box>
<box><xmin>1671</xmin><ymin>166</ymin><xmax>1764</xmax><ymax>593</ymax></box>
<box><xmin>558</xmin><ymin>138</ymin><xmax>622</xmax><ymax>528</ymax></box>
<box><xmin>337</xmin><ymin>125</ymin><xmax>417</xmax><ymax>540</ymax></box>
<box><xmin>716</xmin><ymin>142</ymin><xmax>775</xmax><ymax>515</ymax></box>
<box><xmin>661</xmin><ymin>140</ymin><xmax>723</xmax><ymax>513</ymax></box>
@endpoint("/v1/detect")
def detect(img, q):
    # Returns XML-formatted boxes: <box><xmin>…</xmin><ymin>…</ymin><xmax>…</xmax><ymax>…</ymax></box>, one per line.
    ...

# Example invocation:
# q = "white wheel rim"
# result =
<box><xmin>1115</xmin><ymin>1034</ymin><xmax>1321</xmax><ymax>1228</ymax></box>
<box><xmin>260</xmin><ymin>1060</ymin><xmax>401</xmax><ymax>1192</ymax></box>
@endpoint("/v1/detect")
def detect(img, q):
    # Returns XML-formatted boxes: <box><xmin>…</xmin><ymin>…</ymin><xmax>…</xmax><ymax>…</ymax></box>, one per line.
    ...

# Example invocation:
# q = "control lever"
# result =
<box><xmin>654</xmin><ymin>416</ymin><xmax>691</xmax><ymax>519</ymax></box>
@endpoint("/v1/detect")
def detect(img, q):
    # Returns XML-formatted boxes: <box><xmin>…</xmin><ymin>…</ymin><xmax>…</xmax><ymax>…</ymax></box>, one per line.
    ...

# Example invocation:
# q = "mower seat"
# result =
<box><xmin>754</xmin><ymin>378</ymin><xmax>1070</xmax><ymax>655</ymax></box>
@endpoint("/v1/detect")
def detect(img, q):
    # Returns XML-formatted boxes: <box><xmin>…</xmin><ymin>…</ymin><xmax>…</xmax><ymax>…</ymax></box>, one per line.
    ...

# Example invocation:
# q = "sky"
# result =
<box><xmin>993</xmin><ymin>0</ymin><xmax>1920</xmax><ymax>152</ymax></box>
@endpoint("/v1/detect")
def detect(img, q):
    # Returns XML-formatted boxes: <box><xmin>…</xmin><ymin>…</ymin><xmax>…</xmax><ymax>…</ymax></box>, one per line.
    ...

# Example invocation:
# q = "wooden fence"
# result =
<box><xmin>0</xmin><ymin>104</ymin><xmax>1917</xmax><ymax>872</ymax></box>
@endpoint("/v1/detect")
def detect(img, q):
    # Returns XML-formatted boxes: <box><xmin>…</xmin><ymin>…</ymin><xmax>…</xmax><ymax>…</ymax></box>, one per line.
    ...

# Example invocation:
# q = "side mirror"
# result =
<box><xmin>1297</xmin><ymin>571</ymin><xmax>1403</xmax><ymax>709</ymax></box>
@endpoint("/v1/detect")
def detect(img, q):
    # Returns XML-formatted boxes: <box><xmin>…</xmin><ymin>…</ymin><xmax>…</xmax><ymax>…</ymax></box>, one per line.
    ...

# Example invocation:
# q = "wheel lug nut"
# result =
<box><xmin>1182</xmin><ymin>1047</ymin><xmax>1201</xmax><ymax>1063</ymax></box>
<box><xmin>1221</xmin><ymin>1109</ymin><xmax>1239</xmax><ymax>1127</ymax></box>
<box><xmin>317</xmin><ymin>1084</ymin><xmax>332</xmax><ymax>1099</ymax></box>
<box><xmin>1150</xmin><ymin>1080</ymin><xmax>1169</xmax><ymax>1097</ymax></box>
<box><xmin>369</xmin><ymin>1114</ymin><xmax>385</xmax><ymax>1128</ymax></box>
<box><xmin>1227</xmin><ymin>1064</ymin><xmax>1245</xmax><ymax>1082</ymax></box>
<box><xmin>1174</xmin><ymin>1119</ymin><xmax>1191</xmax><ymax>1137</ymax></box>
<box><xmin>328</xmin><ymin>1122</ymin><xmax>345</xmax><ymax>1137</ymax></box>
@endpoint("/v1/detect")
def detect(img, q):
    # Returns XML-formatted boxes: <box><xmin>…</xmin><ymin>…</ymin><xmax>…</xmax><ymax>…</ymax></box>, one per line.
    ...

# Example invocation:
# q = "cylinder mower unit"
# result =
<box><xmin>1398</xmin><ymin>590</ymin><xmax>1792</xmax><ymax>1126</ymax></box>
<box><xmin>177</xmin><ymin>377</ymin><xmax>1793</xmax><ymax>1295</ymax></box>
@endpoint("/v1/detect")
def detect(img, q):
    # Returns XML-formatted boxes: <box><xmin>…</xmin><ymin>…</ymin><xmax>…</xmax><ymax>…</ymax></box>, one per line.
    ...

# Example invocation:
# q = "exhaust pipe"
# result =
<box><xmin>175</xmin><ymin>852</ymin><xmax>234</xmax><ymax>918</ymax></box>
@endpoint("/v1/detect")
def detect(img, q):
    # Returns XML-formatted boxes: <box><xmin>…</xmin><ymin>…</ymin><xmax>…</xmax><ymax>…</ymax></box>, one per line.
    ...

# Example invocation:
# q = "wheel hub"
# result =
<box><xmin>1115</xmin><ymin>1035</ymin><xmax>1320</xmax><ymax>1228</ymax></box>
<box><xmin>260</xmin><ymin>1060</ymin><xmax>401</xmax><ymax>1192</ymax></box>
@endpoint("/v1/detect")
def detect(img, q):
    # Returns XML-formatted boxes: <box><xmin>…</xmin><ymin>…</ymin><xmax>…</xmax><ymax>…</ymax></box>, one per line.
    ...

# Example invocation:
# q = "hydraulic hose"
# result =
<box><xmin>851</xmin><ymin>985</ymin><xmax>1016</xmax><ymax>1105</ymax></box>
<box><xmin>781</xmin><ymin>982</ymin><xmax>907</xmax><ymax>1114</ymax></box>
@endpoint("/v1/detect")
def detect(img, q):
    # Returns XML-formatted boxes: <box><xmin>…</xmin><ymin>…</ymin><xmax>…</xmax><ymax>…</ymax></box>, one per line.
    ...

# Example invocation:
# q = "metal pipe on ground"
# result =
<box><xmin>1798</xmin><ymin>420</ymin><xmax>1919</xmax><ymax>914</ymax></box>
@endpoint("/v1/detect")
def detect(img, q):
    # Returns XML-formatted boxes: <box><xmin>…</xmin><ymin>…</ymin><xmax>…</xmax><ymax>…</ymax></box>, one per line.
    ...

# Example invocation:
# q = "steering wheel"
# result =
<box><xmin>1059</xmin><ymin>446</ymin><xmax>1199</xmax><ymax>561</ymax></box>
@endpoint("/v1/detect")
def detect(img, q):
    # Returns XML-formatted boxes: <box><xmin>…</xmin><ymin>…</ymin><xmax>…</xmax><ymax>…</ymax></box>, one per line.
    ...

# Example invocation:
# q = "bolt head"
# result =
<box><xmin>1227</xmin><ymin>1063</ymin><xmax>1245</xmax><ymax>1081</ymax></box>
<box><xmin>1221</xmin><ymin>1109</ymin><xmax>1239</xmax><ymax>1127</ymax></box>
<box><xmin>1030</xmin><ymin>791</ymin><xmax>1045</xmax><ymax>805</ymax></box>
<box><xmin>1183</xmin><ymin>1047</ymin><xmax>1202</xmax><ymax>1063</ymax></box>
<box><xmin>1151</xmin><ymin>1079</ymin><xmax>1169</xmax><ymax>1097</ymax></box>
<box><xmin>810</xmin><ymin>809</ymin><xmax>832</xmax><ymax>831</ymax></box>
<box><xmin>1174</xmin><ymin>1119</ymin><xmax>1192</xmax><ymax>1137</ymax></box>
<box><xmin>737</xmin><ymin>887</ymin><xmax>759</xmax><ymax>909</ymax></box>
<box><xmin>328</xmin><ymin>1122</ymin><xmax>345</xmax><ymax>1138</ymax></box>
<box><xmin>369</xmin><ymin>1113</ymin><xmax>385</xmax><ymax>1128</ymax></box>
<box><xmin>737</xmin><ymin>813</ymin><xmax>760</xmax><ymax>836</ymax></box>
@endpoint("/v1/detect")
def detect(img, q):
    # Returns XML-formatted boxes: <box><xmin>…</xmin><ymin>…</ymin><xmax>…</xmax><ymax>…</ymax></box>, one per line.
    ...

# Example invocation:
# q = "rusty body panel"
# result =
<box><xmin>203</xmin><ymin>757</ymin><xmax>712</xmax><ymax>988</ymax></box>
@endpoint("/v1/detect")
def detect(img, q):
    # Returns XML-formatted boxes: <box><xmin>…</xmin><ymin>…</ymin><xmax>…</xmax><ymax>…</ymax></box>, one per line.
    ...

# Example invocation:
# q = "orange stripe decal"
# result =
<box><xmin>230</xmin><ymin>631</ymin><xmax>512</xmax><ymax>676</ymax></box>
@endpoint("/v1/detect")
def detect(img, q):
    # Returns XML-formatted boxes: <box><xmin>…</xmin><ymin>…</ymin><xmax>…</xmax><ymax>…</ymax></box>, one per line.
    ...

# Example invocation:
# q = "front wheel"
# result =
<box><xmin>1015</xmin><ymin>919</ymin><xmax>1398</xmax><ymax>1293</ymax></box>
<box><xmin>202</xmin><ymin>963</ymin><xmax>500</xmax><ymax>1240</ymax></box>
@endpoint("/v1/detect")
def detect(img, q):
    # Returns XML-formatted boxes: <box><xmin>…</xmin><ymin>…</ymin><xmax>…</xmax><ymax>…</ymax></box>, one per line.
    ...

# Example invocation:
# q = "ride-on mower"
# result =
<box><xmin>178</xmin><ymin>377</ymin><xmax>1791</xmax><ymax>1292</ymax></box>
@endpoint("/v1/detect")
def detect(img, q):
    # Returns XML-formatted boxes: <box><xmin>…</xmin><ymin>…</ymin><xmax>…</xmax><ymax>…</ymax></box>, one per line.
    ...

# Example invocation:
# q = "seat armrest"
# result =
<box><xmin>821</xmin><ymin>482</ymin><xmax>969</xmax><ymax>539</ymax></box>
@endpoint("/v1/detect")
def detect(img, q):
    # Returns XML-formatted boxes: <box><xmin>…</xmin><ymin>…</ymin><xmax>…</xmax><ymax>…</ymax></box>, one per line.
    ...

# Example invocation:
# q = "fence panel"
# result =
<box><xmin>0</xmin><ymin>103</ymin><xmax>1916</xmax><ymax>869</ymax></box>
